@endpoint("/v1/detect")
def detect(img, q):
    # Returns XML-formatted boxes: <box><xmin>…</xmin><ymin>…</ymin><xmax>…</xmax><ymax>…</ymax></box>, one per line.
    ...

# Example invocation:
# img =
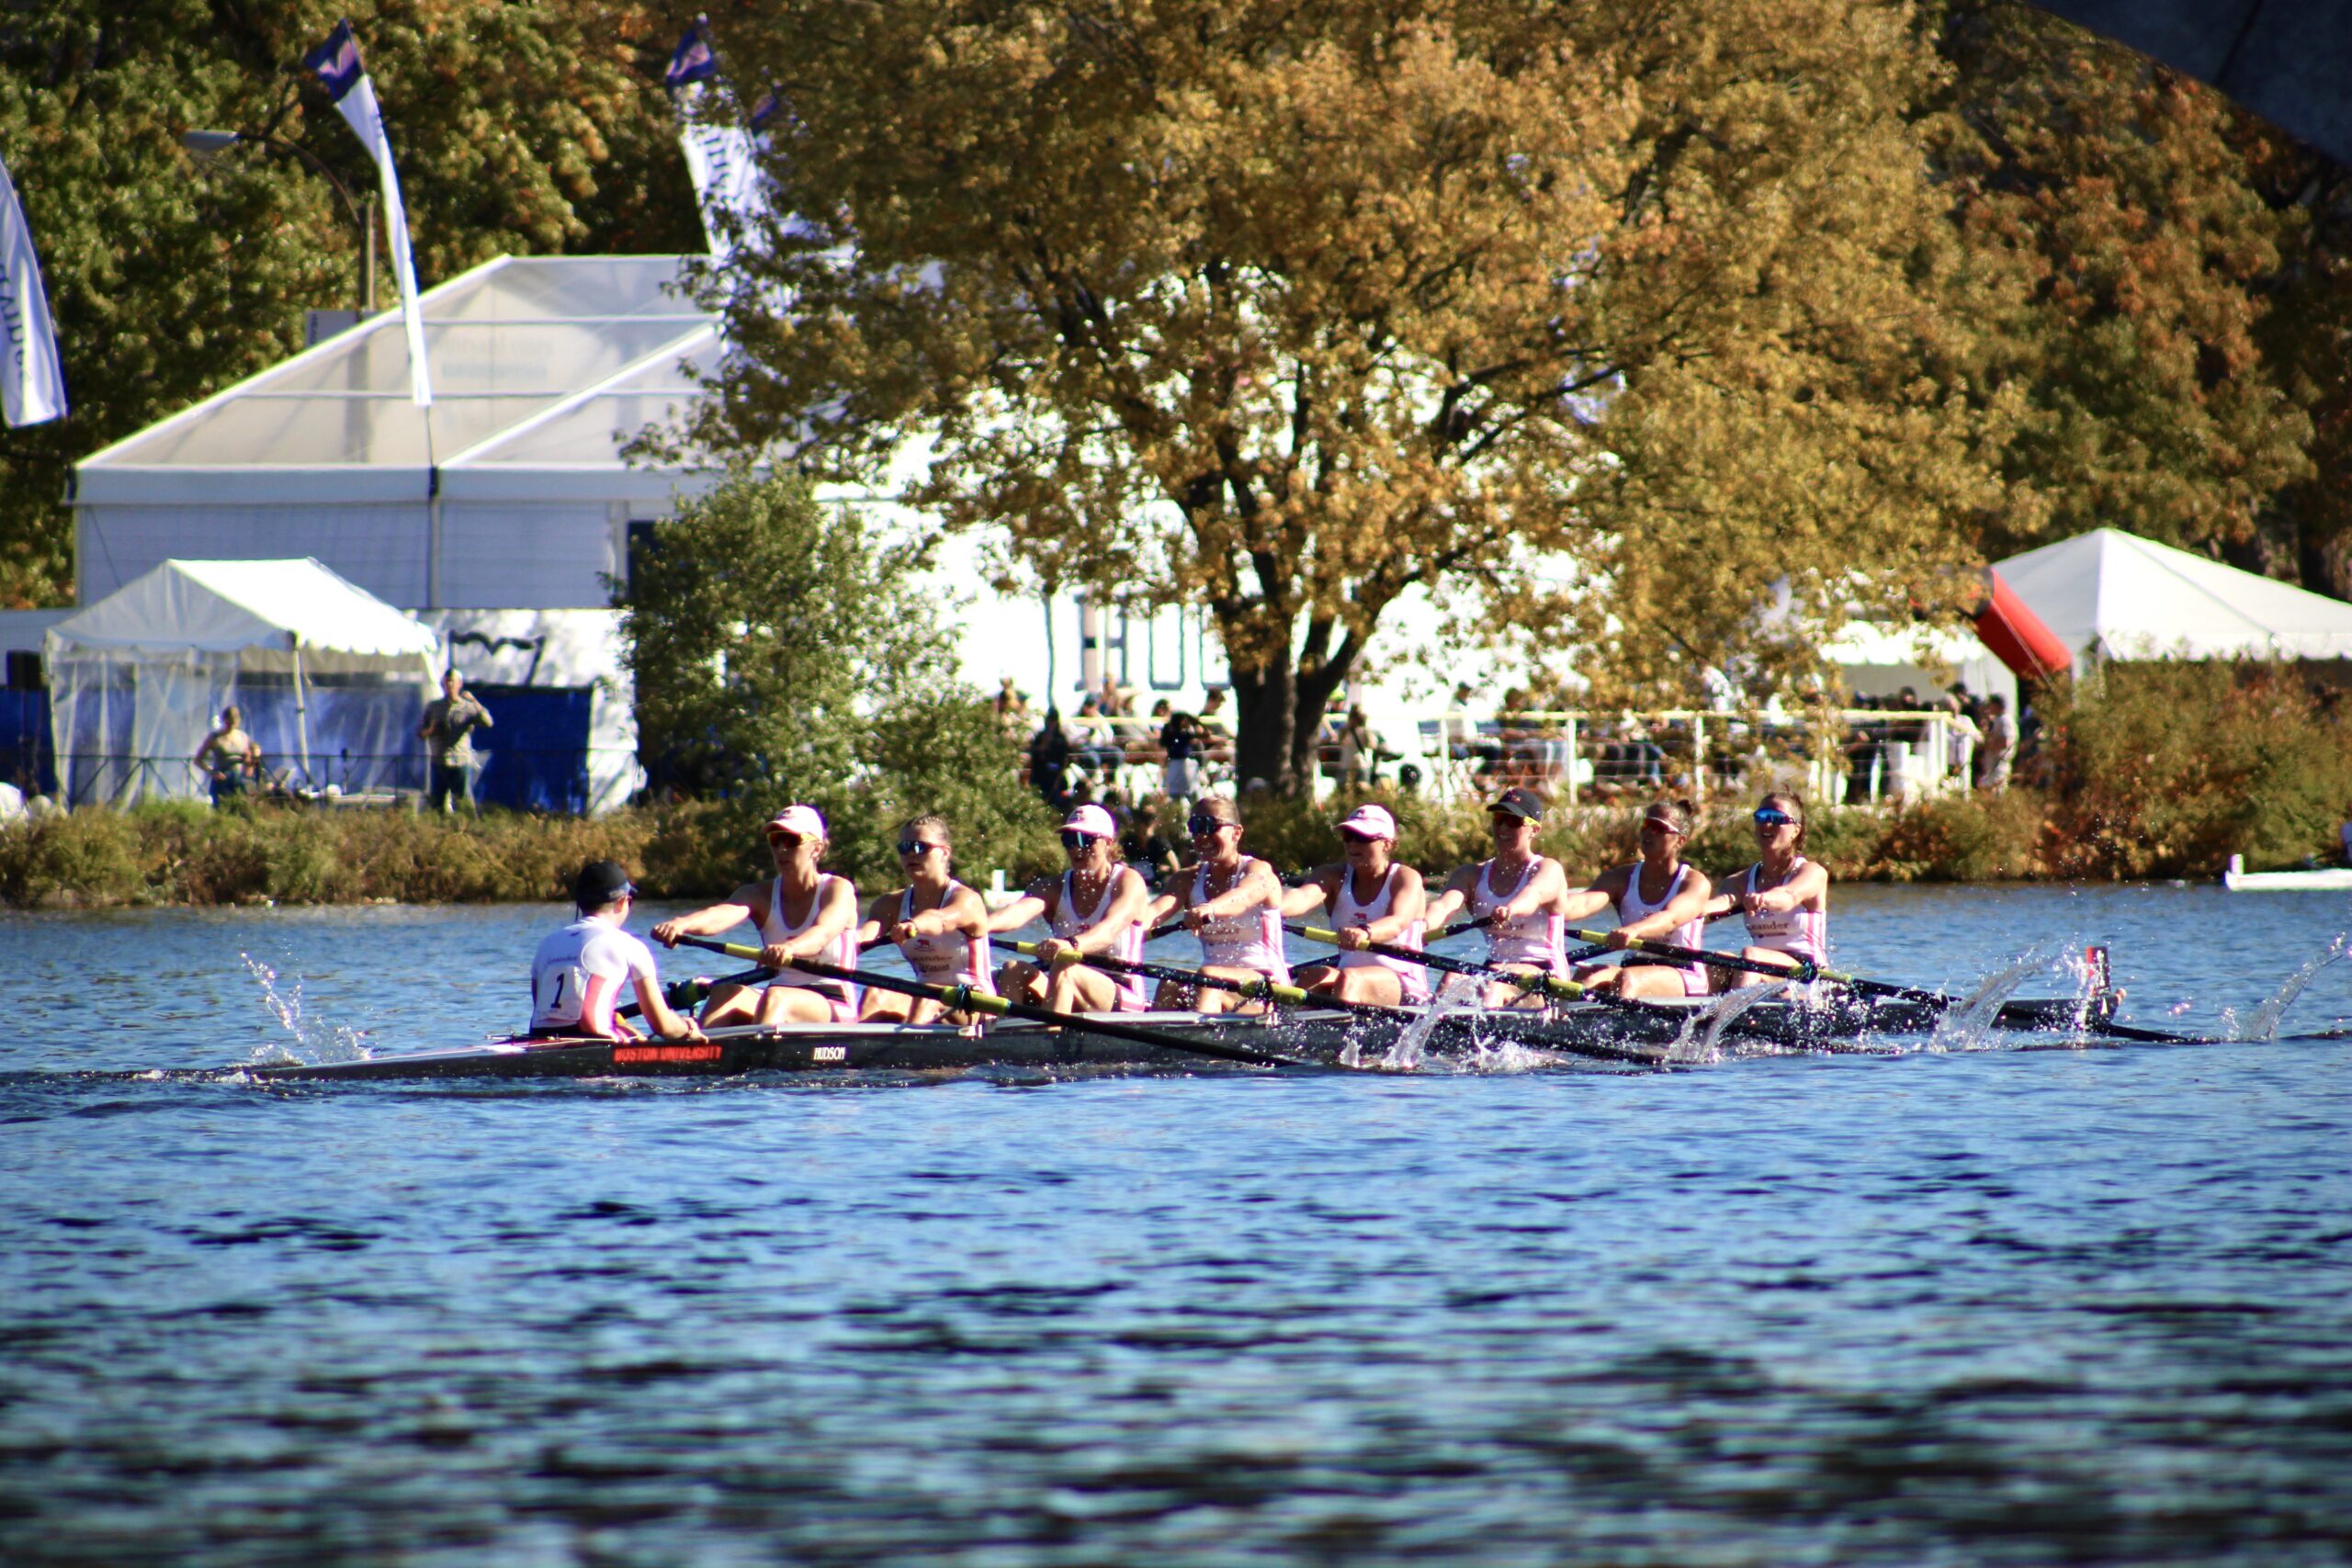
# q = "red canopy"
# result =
<box><xmin>1973</xmin><ymin>569</ymin><xmax>2072</xmax><ymax>680</ymax></box>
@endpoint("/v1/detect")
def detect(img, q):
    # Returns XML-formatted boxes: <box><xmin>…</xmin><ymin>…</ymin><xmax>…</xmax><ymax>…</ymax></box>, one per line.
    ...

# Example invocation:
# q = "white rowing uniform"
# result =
<box><xmin>530</xmin><ymin>918</ymin><xmax>658</xmax><ymax>1036</ymax></box>
<box><xmin>1470</xmin><ymin>857</ymin><xmax>1566</xmax><ymax>975</ymax></box>
<box><xmin>1050</xmin><ymin>868</ymin><xmax>1148</xmax><ymax>1009</ymax></box>
<box><xmin>1742</xmin><ymin>858</ymin><xmax>1826</xmax><ymax>966</ymax></box>
<box><xmin>1193</xmin><ymin>857</ymin><xmax>1290</xmax><ymax>980</ymax></box>
<box><xmin>755</xmin><ymin>874</ymin><xmax>860</xmax><ymax>1021</ymax></box>
<box><xmin>1330</xmin><ymin>863</ymin><xmax>1430</xmax><ymax>1002</ymax></box>
<box><xmin>896</xmin><ymin>883</ymin><xmax>995</xmax><ymax>994</ymax></box>
<box><xmin>1617</xmin><ymin>862</ymin><xmax>1708</xmax><ymax>996</ymax></box>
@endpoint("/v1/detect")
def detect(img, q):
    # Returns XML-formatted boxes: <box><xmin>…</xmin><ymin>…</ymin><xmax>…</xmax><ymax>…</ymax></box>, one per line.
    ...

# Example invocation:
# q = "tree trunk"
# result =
<box><xmin>1227</xmin><ymin>656</ymin><xmax>1299</xmax><ymax>795</ymax></box>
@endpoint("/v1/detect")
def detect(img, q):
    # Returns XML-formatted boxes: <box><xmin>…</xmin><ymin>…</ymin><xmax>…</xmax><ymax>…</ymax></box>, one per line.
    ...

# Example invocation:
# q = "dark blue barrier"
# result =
<box><xmin>0</xmin><ymin>689</ymin><xmax>55</xmax><ymax>796</ymax></box>
<box><xmin>468</xmin><ymin>685</ymin><xmax>592</xmax><ymax>815</ymax></box>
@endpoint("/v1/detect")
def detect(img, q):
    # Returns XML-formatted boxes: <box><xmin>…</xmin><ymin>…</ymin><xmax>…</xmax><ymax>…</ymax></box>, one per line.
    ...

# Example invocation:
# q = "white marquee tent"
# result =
<box><xmin>45</xmin><ymin>558</ymin><xmax>440</xmax><ymax>806</ymax></box>
<box><xmin>1996</xmin><ymin>527</ymin><xmax>2352</xmax><ymax>663</ymax></box>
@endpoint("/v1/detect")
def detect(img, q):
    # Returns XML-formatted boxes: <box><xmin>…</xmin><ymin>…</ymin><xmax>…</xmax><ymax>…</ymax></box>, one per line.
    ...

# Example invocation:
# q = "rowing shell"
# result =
<box><xmin>244</xmin><ymin>981</ymin><xmax>2118</xmax><ymax>1083</ymax></box>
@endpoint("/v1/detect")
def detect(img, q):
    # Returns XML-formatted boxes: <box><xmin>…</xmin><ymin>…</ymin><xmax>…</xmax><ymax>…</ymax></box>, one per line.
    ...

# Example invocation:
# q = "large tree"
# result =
<box><xmin>672</xmin><ymin>0</ymin><xmax>2012</xmax><ymax>789</ymax></box>
<box><xmin>0</xmin><ymin>0</ymin><xmax>701</xmax><ymax>606</ymax></box>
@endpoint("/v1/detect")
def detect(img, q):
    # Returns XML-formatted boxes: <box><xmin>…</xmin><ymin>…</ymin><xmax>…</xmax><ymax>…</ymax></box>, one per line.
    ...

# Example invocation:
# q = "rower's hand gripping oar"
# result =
<box><xmin>626</xmin><ymin>932</ymin><xmax>893</xmax><ymax>1022</ymax></box>
<box><xmin>667</xmin><ymin>935</ymin><xmax>1321</xmax><ymax>1070</ymax></box>
<box><xmin>995</xmin><ymin>938</ymin><xmax>1424</xmax><ymax>1025</ymax></box>
<box><xmin>1286</xmin><ymin>921</ymin><xmax>1610</xmax><ymax>1009</ymax></box>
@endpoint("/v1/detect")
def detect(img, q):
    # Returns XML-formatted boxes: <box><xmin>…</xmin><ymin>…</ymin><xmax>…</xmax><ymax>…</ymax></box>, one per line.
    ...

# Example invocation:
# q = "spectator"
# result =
<box><xmin>1199</xmin><ymin>687</ymin><xmax>1235</xmax><ymax>740</ymax></box>
<box><xmin>993</xmin><ymin>677</ymin><xmax>1031</xmax><ymax>737</ymax></box>
<box><xmin>418</xmin><ymin>671</ymin><xmax>494</xmax><ymax>815</ymax></box>
<box><xmin>1943</xmin><ymin>692</ymin><xmax>1982</xmax><ymax>783</ymax></box>
<box><xmin>1122</xmin><ymin>799</ymin><xmax>1184</xmax><ymax>885</ymax></box>
<box><xmin>1148</xmin><ymin>697</ymin><xmax>1171</xmax><ymax>722</ymax></box>
<box><xmin>1340</xmin><ymin>704</ymin><xmax>1380</xmax><ymax>787</ymax></box>
<box><xmin>1976</xmin><ymin>694</ymin><xmax>2013</xmax><ymax>792</ymax></box>
<box><xmin>1096</xmin><ymin>674</ymin><xmax>1128</xmax><ymax>717</ymax></box>
<box><xmin>195</xmin><ymin>705</ymin><xmax>262</xmax><ymax>804</ymax></box>
<box><xmin>1069</xmin><ymin>693</ymin><xmax>1124</xmax><ymax>779</ymax></box>
<box><xmin>1159</xmin><ymin>708</ymin><xmax>1207</xmax><ymax>807</ymax></box>
<box><xmin>1028</xmin><ymin>709</ymin><xmax>1073</xmax><ymax>811</ymax></box>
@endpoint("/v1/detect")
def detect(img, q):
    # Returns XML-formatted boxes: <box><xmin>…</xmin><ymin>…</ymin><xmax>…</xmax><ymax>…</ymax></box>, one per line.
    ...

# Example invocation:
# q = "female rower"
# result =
<box><xmin>1143</xmin><ymin>795</ymin><xmax>1288</xmax><ymax>1013</ymax></box>
<box><xmin>1423</xmin><ymin>787</ymin><xmax>1571</xmax><ymax>1008</ymax></box>
<box><xmin>1561</xmin><ymin>799</ymin><xmax>1715</xmax><ymax>998</ymax></box>
<box><xmin>651</xmin><ymin>804</ymin><xmax>862</xmax><ymax>1025</ymax></box>
<box><xmin>986</xmin><ymin>803</ymin><xmax>1152</xmax><ymax>1012</ymax></box>
<box><xmin>1702</xmin><ymin>792</ymin><xmax>1829</xmax><ymax>985</ymax></box>
<box><xmin>1282</xmin><ymin>803</ymin><xmax>1430</xmax><ymax>1006</ymax></box>
<box><xmin>854</xmin><ymin>814</ymin><xmax>995</xmax><ymax>1024</ymax></box>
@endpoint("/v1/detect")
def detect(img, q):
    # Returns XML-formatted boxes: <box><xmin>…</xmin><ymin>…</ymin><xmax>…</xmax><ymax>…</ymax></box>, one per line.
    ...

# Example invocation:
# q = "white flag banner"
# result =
<box><xmin>0</xmin><ymin>146</ymin><xmax>68</xmax><ymax>428</ymax></box>
<box><xmin>664</xmin><ymin>21</ymin><xmax>772</xmax><ymax>266</ymax></box>
<box><xmin>305</xmin><ymin>20</ymin><xmax>432</xmax><ymax>408</ymax></box>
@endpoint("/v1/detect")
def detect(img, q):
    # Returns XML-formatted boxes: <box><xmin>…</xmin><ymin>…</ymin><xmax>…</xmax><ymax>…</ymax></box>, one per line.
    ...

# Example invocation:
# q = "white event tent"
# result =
<box><xmin>1996</xmin><ymin>527</ymin><xmax>2352</xmax><ymax>663</ymax></box>
<box><xmin>44</xmin><ymin>558</ymin><xmax>440</xmax><ymax>806</ymax></box>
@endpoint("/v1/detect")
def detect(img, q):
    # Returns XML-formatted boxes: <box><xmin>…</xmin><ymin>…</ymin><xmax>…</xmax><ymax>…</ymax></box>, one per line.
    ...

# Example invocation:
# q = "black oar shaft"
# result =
<box><xmin>997</xmin><ymin>939</ymin><xmax>1420</xmax><ymax>1025</ymax></box>
<box><xmin>1289</xmin><ymin>923</ymin><xmax>1588</xmax><ymax>1002</ymax></box>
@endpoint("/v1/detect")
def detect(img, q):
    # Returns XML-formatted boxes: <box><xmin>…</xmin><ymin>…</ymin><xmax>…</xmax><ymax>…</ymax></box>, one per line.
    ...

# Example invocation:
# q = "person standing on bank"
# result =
<box><xmin>528</xmin><ymin>861</ymin><xmax>705</xmax><ymax>1043</ymax></box>
<box><xmin>194</xmin><ymin>705</ymin><xmax>262</xmax><ymax>803</ymax></box>
<box><xmin>652</xmin><ymin>805</ymin><xmax>862</xmax><ymax>1026</ymax></box>
<box><xmin>417</xmin><ymin>670</ymin><xmax>493</xmax><ymax>814</ymax></box>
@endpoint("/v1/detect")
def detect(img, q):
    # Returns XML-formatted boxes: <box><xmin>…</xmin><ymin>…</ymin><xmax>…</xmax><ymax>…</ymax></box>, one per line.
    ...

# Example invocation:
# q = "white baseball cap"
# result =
<box><xmin>1336</xmin><ymin>804</ymin><xmax>1397</xmax><ymax>840</ymax></box>
<box><xmin>764</xmin><ymin>804</ymin><xmax>827</xmax><ymax>839</ymax></box>
<box><xmin>1062</xmin><ymin>803</ymin><xmax>1118</xmax><ymax>840</ymax></box>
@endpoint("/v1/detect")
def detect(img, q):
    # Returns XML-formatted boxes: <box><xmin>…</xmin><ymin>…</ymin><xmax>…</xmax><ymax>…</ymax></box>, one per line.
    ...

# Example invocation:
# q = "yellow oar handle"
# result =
<box><xmin>1297</xmin><ymin>925</ymin><xmax>1343</xmax><ymax>943</ymax></box>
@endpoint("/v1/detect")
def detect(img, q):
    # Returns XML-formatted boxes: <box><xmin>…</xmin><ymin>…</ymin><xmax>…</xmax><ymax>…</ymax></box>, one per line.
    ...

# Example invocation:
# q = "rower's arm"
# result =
<box><xmin>1191</xmin><ymin>862</ymin><xmax>1282</xmax><ymax>922</ymax></box>
<box><xmin>1363</xmin><ymin>865</ymin><xmax>1427</xmax><ymax>944</ymax></box>
<box><xmin>628</xmin><ymin>973</ymin><xmax>705</xmax><ymax>1042</ymax></box>
<box><xmin>1279</xmin><ymin>869</ymin><xmax>1337</xmax><ymax>919</ymax></box>
<box><xmin>1747</xmin><ymin>862</ymin><xmax>1830</xmax><ymax>912</ymax></box>
<box><xmin>1071</xmin><ymin>870</ymin><xmax>1152</xmax><ymax>955</ymax></box>
<box><xmin>1502</xmin><ymin>858</ymin><xmax>1569</xmax><ymax>919</ymax></box>
<box><xmin>938</xmin><ymin>885</ymin><xmax>992</xmax><ymax>940</ymax></box>
<box><xmin>763</xmin><ymin>878</ymin><xmax>861</xmax><ymax>964</ymax></box>
<box><xmin>1141</xmin><ymin>886</ymin><xmax>1184</xmax><ymax>930</ymax></box>
<box><xmin>985</xmin><ymin>884</ymin><xmax>1051</xmax><ymax>933</ymax></box>
<box><xmin>650</xmin><ymin>890</ymin><xmax>757</xmax><ymax>947</ymax></box>
<box><xmin>1616</xmin><ymin>871</ymin><xmax>1714</xmax><ymax>942</ymax></box>
<box><xmin>1423</xmin><ymin>867</ymin><xmax>1476</xmax><ymax>931</ymax></box>
<box><xmin>1559</xmin><ymin>874</ymin><xmax>1618</xmax><ymax>925</ymax></box>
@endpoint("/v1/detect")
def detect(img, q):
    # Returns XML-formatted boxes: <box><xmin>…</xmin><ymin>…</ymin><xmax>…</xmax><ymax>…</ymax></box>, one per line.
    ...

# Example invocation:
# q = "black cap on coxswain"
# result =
<box><xmin>571</xmin><ymin>860</ymin><xmax>637</xmax><ymax>909</ymax></box>
<box><xmin>1487</xmin><ymin>786</ymin><xmax>1545</xmax><ymax>822</ymax></box>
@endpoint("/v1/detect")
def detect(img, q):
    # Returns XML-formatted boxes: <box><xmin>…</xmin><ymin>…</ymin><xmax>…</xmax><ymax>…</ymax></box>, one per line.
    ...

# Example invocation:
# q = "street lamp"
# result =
<box><xmin>180</xmin><ymin>129</ymin><xmax>377</xmax><ymax>312</ymax></box>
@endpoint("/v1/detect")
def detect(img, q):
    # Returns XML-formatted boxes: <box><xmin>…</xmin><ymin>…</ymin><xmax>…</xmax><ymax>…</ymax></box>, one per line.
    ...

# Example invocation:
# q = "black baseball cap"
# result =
<box><xmin>571</xmin><ymin>860</ymin><xmax>637</xmax><ymax>908</ymax></box>
<box><xmin>1487</xmin><ymin>786</ymin><xmax>1545</xmax><ymax>822</ymax></box>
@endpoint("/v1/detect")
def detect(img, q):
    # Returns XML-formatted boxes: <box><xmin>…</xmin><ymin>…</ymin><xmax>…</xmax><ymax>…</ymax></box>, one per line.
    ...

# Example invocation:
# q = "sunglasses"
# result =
<box><xmin>1059</xmin><ymin>829</ymin><xmax>1099</xmax><ymax>850</ymax></box>
<box><xmin>1753</xmin><ymin>807</ymin><xmax>1796</xmax><ymax>828</ymax></box>
<box><xmin>898</xmin><ymin>839</ymin><xmax>944</xmax><ymax>856</ymax></box>
<box><xmin>766</xmin><ymin>832</ymin><xmax>805</xmax><ymax>849</ymax></box>
<box><xmin>1340</xmin><ymin>829</ymin><xmax>1382</xmax><ymax>844</ymax></box>
<box><xmin>1640</xmin><ymin>818</ymin><xmax>1682</xmax><ymax>836</ymax></box>
<box><xmin>1188</xmin><ymin>815</ymin><xmax>1232</xmax><ymax>835</ymax></box>
<box><xmin>1488</xmin><ymin>813</ymin><xmax>1532</xmax><ymax>829</ymax></box>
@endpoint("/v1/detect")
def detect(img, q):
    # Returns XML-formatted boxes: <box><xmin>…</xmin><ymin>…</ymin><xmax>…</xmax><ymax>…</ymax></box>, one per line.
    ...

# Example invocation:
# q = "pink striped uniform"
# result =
<box><xmin>756</xmin><ymin>874</ymin><xmax>860</xmax><ymax>1021</ymax></box>
<box><xmin>1193</xmin><ymin>857</ymin><xmax>1290</xmax><ymax>981</ymax></box>
<box><xmin>895</xmin><ymin>883</ymin><xmax>996</xmax><ymax>994</ymax></box>
<box><xmin>1470</xmin><ymin>858</ymin><xmax>1566</xmax><ymax>975</ymax></box>
<box><xmin>1051</xmin><ymin>869</ymin><xmax>1148</xmax><ymax>1009</ymax></box>
<box><xmin>1741</xmin><ymin>858</ymin><xmax>1826</xmax><ymax>966</ymax></box>
<box><xmin>1331</xmin><ymin>863</ymin><xmax>1430</xmax><ymax>1003</ymax></box>
<box><xmin>1618</xmin><ymin>862</ymin><xmax>1709</xmax><ymax>996</ymax></box>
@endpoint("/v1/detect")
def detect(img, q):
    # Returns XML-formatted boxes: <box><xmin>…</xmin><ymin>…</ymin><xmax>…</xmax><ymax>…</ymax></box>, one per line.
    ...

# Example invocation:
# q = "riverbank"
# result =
<box><xmin>0</xmin><ymin>785</ymin><xmax>2316</xmax><ymax>910</ymax></box>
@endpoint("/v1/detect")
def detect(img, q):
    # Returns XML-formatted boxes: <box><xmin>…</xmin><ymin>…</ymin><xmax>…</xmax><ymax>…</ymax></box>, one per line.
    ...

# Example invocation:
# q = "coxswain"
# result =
<box><xmin>986</xmin><ymin>803</ymin><xmax>1152</xmax><ymax>1012</ymax></box>
<box><xmin>1700</xmin><ymin>793</ymin><xmax>1829</xmax><ymax>985</ymax></box>
<box><xmin>1142</xmin><ymin>795</ymin><xmax>1288</xmax><ymax>1013</ymax></box>
<box><xmin>651</xmin><ymin>804</ymin><xmax>861</xmax><ymax>1024</ymax></box>
<box><xmin>528</xmin><ymin>861</ymin><xmax>705</xmax><ymax>1043</ymax></box>
<box><xmin>1281</xmin><ymin>803</ymin><xmax>1430</xmax><ymax>1006</ymax></box>
<box><xmin>1423</xmin><ymin>786</ymin><xmax>1571</xmax><ymax>1008</ymax></box>
<box><xmin>854</xmin><ymin>814</ymin><xmax>995</xmax><ymax>1024</ymax></box>
<box><xmin>1561</xmin><ymin>799</ymin><xmax>1716</xmax><ymax>998</ymax></box>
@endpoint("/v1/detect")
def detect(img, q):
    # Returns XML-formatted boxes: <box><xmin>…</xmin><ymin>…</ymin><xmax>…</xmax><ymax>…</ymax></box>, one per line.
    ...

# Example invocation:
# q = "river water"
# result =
<box><xmin>4</xmin><ymin>883</ymin><xmax>2350</xmax><ymax>1565</ymax></box>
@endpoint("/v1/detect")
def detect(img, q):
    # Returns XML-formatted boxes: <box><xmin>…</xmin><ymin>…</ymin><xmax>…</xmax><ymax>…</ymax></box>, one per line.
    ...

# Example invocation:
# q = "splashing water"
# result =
<box><xmin>1687</xmin><ymin>977</ymin><xmax>1797</xmax><ymax>1062</ymax></box>
<box><xmin>1381</xmin><ymin>973</ymin><xmax>1485</xmax><ymax>1071</ymax></box>
<box><xmin>1927</xmin><ymin>944</ymin><xmax>2052</xmax><ymax>1054</ymax></box>
<box><xmin>2222</xmin><ymin>932</ymin><xmax>2350</xmax><ymax>1043</ymax></box>
<box><xmin>242</xmin><ymin>954</ymin><xmax>373</xmax><ymax>1066</ymax></box>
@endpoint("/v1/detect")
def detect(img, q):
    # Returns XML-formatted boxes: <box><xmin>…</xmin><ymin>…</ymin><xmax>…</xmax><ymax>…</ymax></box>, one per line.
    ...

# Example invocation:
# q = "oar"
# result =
<box><xmin>1561</xmin><ymin>927</ymin><xmax>2198</xmax><ymax>1043</ymax></box>
<box><xmin>668</xmin><ymin>936</ymin><xmax>1320</xmax><ymax>1069</ymax></box>
<box><xmin>994</xmin><ymin>937</ymin><xmax>1421</xmax><ymax>1023</ymax></box>
<box><xmin>618</xmin><ymin>964</ymin><xmax>771</xmax><ymax>1022</ymax></box>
